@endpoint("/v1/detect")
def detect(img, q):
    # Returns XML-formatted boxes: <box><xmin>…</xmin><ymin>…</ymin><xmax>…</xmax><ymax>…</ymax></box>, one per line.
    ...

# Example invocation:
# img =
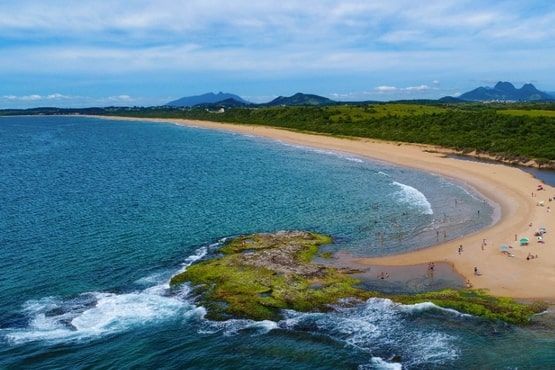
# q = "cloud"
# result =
<box><xmin>1</xmin><ymin>1</ymin><xmax>555</xmax><ymax>105</ymax></box>
<box><xmin>3</xmin><ymin>93</ymin><xmax>74</xmax><ymax>101</ymax></box>
<box><xmin>404</xmin><ymin>84</ymin><xmax>431</xmax><ymax>91</ymax></box>
<box><xmin>0</xmin><ymin>93</ymin><xmax>143</xmax><ymax>107</ymax></box>
<box><xmin>107</xmin><ymin>95</ymin><xmax>134</xmax><ymax>102</ymax></box>
<box><xmin>374</xmin><ymin>84</ymin><xmax>436</xmax><ymax>93</ymax></box>
<box><xmin>375</xmin><ymin>86</ymin><xmax>398</xmax><ymax>92</ymax></box>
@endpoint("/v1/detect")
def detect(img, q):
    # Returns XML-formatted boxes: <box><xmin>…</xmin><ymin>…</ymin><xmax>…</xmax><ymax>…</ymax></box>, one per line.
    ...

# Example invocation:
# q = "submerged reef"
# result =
<box><xmin>170</xmin><ymin>231</ymin><xmax>546</xmax><ymax>324</ymax></box>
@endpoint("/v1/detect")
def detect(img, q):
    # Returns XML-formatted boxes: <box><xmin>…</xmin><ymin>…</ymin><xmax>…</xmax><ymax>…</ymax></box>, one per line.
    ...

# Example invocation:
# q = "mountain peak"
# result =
<box><xmin>494</xmin><ymin>81</ymin><xmax>516</xmax><ymax>92</ymax></box>
<box><xmin>167</xmin><ymin>92</ymin><xmax>249</xmax><ymax>107</ymax></box>
<box><xmin>520</xmin><ymin>83</ymin><xmax>537</xmax><ymax>92</ymax></box>
<box><xmin>459</xmin><ymin>81</ymin><xmax>552</xmax><ymax>102</ymax></box>
<box><xmin>267</xmin><ymin>93</ymin><xmax>334</xmax><ymax>106</ymax></box>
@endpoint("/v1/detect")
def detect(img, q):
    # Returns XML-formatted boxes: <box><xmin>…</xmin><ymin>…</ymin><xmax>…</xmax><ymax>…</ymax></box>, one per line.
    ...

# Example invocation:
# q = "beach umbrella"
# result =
<box><xmin>500</xmin><ymin>244</ymin><xmax>510</xmax><ymax>252</ymax></box>
<box><xmin>519</xmin><ymin>237</ymin><xmax>529</xmax><ymax>246</ymax></box>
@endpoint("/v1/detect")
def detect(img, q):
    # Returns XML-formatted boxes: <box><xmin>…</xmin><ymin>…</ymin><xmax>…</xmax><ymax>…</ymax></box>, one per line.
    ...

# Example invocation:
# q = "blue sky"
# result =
<box><xmin>1</xmin><ymin>0</ymin><xmax>555</xmax><ymax>107</ymax></box>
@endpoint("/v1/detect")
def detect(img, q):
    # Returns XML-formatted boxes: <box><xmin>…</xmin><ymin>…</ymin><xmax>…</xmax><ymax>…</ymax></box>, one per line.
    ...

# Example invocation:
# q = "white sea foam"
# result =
<box><xmin>365</xmin><ymin>357</ymin><xmax>403</xmax><ymax>370</ymax></box>
<box><xmin>201</xmin><ymin>318</ymin><xmax>279</xmax><ymax>336</ymax></box>
<box><xmin>3</xmin><ymin>246</ymin><xmax>209</xmax><ymax>345</ymax></box>
<box><xmin>279</xmin><ymin>298</ymin><xmax>459</xmax><ymax>368</ymax></box>
<box><xmin>398</xmin><ymin>301</ymin><xmax>471</xmax><ymax>317</ymax></box>
<box><xmin>4</xmin><ymin>247</ymin><xmax>462</xmax><ymax>368</ymax></box>
<box><xmin>311</xmin><ymin>148</ymin><xmax>365</xmax><ymax>163</ymax></box>
<box><xmin>278</xmin><ymin>141</ymin><xmax>365</xmax><ymax>163</ymax></box>
<box><xmin>182</xmin><ymin>245</ymin><xmax>208</xmax><ymax>266</ymax></box>
<box><xmin>4</xmin><ymin>290</ymin><xmax>198</xmax><ymax>345</ymax></box>
<box><xmin>392</xmin><ymin>181</ymin><xmax>433</xmax><ymax>215</ymax></box>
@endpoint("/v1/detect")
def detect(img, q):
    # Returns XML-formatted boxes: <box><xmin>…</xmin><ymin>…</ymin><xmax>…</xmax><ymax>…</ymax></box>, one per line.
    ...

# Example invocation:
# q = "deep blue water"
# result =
<box><xmin>0</xmin><ymin>116</ymin><xmax>553</xmax><ymax>369</ymax></box>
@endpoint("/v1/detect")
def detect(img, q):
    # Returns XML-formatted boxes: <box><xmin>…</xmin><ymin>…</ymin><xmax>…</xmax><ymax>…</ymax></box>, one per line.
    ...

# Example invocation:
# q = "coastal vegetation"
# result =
<box><xmin>170</xmin><ymin>231</ymin><xmax>546</xmax><ymax>325</ymax></box>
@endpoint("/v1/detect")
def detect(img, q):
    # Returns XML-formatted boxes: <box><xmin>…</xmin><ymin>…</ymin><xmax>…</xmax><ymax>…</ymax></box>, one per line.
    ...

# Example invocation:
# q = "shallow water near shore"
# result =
<box><xmin>1</xmin><ymin>116</ymin><xmax>554</xmax><ymax>369</ymax></box>
<box><xmin>448</xmin><ymin>153</ymin><xmax>555</xmax><ymax>186</ymax></box>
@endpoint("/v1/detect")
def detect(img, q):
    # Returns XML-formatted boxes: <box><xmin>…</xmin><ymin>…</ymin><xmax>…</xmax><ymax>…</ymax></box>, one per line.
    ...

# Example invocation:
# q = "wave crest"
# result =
<box><xmin>392</xmin><ymin>181</ymin><xmax>433</xmax><ymax>215</ymax></box>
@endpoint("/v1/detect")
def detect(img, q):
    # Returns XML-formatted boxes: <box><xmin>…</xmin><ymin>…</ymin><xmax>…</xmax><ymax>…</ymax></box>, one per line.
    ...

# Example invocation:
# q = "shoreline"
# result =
<box><xmin>91</xmin><ymin>115</ymin><xmax>554</xmax><ymax>301</ymax></box>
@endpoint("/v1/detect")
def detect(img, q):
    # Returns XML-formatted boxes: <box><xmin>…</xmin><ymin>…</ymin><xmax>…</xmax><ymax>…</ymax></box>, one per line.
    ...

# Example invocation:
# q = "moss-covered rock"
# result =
<box><xmin>170</xmin><ymin>231</ymin><xmax>546</xmax><ymax>324</ymax></box>
<box><xmin>393</xmin><ymin>289</ymin><xmax>547</xmax><ymax>325</ymax></box>
<box><xmin>171</xmin><ymin>231</ymin><xmax>369</xmax><ymax>320</ymax></box>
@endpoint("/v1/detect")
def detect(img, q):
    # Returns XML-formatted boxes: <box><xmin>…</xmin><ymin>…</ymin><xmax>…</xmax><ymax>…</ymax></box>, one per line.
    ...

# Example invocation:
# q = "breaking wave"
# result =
<box><xmin>278</xmin><ymin>141</ymin><xmax>365</xmax><ymax>163</ymax></box>
<box><xmin>279</xmin><ymin>298</ymin><xmax>459</xmax><ymax>368</ymax></box>
<box><xmin>392</xmin><ymin>181</ymin><xmax>434</xmax><ymax>215</ymax></box>
<box><xmin>1</xmin><ymin>244</ymin><xmax>213</xmax><ymax>345</ymax></box>
<box><xmin>2</xmin><ymin>247</ymin><xmax>464</xmax><ymax>368</ymax></box>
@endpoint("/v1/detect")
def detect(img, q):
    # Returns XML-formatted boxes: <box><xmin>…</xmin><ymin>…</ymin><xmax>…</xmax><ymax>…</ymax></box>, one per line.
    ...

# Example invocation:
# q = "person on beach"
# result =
<box><xmin>474</xmin><ymin>266</ymin><xmax>479</xmax><ymax>276</ymax></box>
<box><xmin>426</xmin><ymin>263</ymin><xmax>435</xmax><ymax>278</ymax></box>
<box><xmin>458</xmin><ymin>245</ymin><xmax>463</xmax><ymax>255</ymax></box>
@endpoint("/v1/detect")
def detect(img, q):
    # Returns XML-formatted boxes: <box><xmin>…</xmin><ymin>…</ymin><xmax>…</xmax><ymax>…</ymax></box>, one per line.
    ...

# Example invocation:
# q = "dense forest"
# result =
<box><xmin>2</xmin><ymin>102</ymin><xmax>555</xmax><ymax>164</ymax></box>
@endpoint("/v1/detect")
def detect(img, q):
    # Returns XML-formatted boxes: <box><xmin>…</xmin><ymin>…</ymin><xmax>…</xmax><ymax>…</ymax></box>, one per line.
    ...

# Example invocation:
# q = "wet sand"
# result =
<box><xmin>92</xmin><ymin>115</ymin><xmax>555</xmax><ymax>301</ymax></box>
<box><xmin>323</xmin><ymin>255</ymin><xmax>465</xmax><ymax>294</ymax></box>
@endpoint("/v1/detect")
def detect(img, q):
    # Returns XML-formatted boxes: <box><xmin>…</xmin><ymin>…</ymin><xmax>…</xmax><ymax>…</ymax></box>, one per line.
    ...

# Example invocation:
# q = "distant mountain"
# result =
<box><xmin>167</xmin><ymin>92</ymin><xmax>249</xmax><ymax>107</ymax></box>
<box><xmin>437</xmin><ymin>96</ymin><xmax>466</xmax><ymax>103</ymax></box>
<box><xmin>193</xmin><ymin>98</ymin><xmax>250</xmax><ymax>108</ymax></box>
<box><xmin>458</xmin><ymin>82</ymin><xmax>553</xmax><ymax>102</ymax></box>
<box><xmin>267</xmin><ymin>92</ymin><xmax>335</xmax><ymax>106</ymax></box>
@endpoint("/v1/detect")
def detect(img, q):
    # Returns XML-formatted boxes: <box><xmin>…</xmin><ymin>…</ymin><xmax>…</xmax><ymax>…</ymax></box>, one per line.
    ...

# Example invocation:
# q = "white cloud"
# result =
<box><xmin>404</xmin><ymin>84</ymin><xmax>431</xmax><ymax>91</ymax></box>
<box><xmin>10</xmin><ymin>94</ymin><xmax>42</xmax><ymax>101</ymax></box>
<box><xmin>0</xmin><ymin>1</ymin><xmax>554</xmax><ymax>104</ymax></box>
<box><xmin>0</xmin><ymin>93</ymin><xmax>144</xmax><ymax>107</ymax></box>
<box><xmin>3</xmin><ymin>93</ymin><xmax>74</xmax><ymax>101</ymax></box>
<box><xmin>46</xmin><ymin>93</ymin><xmax>71</xmax><ymax>99</ymax></box>
<box><xmin>374</xmin><ymin>84</ymin><xmax>436</xmax><ymax>93</ymax></box>
<box><xmin>375</xmin><ymin>85</ymin><xmax>398</xmax><ymax>92</ymax></box>
<box><xmin>107</xmin><ymin>95</ymin><xmax>134</xmax><ymax>102</ymax></box>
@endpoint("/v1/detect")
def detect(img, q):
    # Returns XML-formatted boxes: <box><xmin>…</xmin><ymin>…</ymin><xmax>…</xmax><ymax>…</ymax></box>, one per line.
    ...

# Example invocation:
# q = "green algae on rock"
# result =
<box><xmin>170</xmin><ymin>231</ymin><xmax>371</xmax><ymax>320</ymax></box>
<box><xmin>170</xmin><ymin>231</ymin><xmax>546</xmax><ymax>324</ymax></box>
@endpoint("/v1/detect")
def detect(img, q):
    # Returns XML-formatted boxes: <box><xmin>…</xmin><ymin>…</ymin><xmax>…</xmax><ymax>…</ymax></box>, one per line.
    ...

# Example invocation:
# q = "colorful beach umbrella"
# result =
<box><xmin>519</xmin><ymin>237</ymin><xmax>529</xmax><ymax>246</ymax></box>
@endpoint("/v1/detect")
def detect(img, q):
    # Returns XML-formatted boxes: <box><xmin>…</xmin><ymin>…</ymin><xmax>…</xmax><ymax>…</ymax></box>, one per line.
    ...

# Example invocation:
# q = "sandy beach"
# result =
<box><xmin>96</xmin><ymin>115</ymin><xmax>555</xmax><ymax>301</ymax></box>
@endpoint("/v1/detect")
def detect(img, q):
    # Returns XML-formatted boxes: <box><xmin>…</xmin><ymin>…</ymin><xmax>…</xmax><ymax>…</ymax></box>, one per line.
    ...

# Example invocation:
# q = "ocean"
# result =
<box><xmin>0</xmin><ymin>116</ymin><xmax>553</xmax><ymax>369</ymax></box>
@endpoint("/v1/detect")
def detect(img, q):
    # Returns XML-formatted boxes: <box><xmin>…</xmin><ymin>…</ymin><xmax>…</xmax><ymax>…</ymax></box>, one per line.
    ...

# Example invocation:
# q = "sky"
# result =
<box><xmin>1</xmin><ymin>0</ymin><xmax>555</xmax><ymax>108</ymax></box>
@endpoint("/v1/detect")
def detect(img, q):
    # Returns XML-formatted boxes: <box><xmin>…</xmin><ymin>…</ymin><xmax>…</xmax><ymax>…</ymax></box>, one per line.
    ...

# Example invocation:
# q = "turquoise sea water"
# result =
<box><xmin>0</xmin><ymin>116</ymin><xmax>553</xmax><ymax>369</ymax></box>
